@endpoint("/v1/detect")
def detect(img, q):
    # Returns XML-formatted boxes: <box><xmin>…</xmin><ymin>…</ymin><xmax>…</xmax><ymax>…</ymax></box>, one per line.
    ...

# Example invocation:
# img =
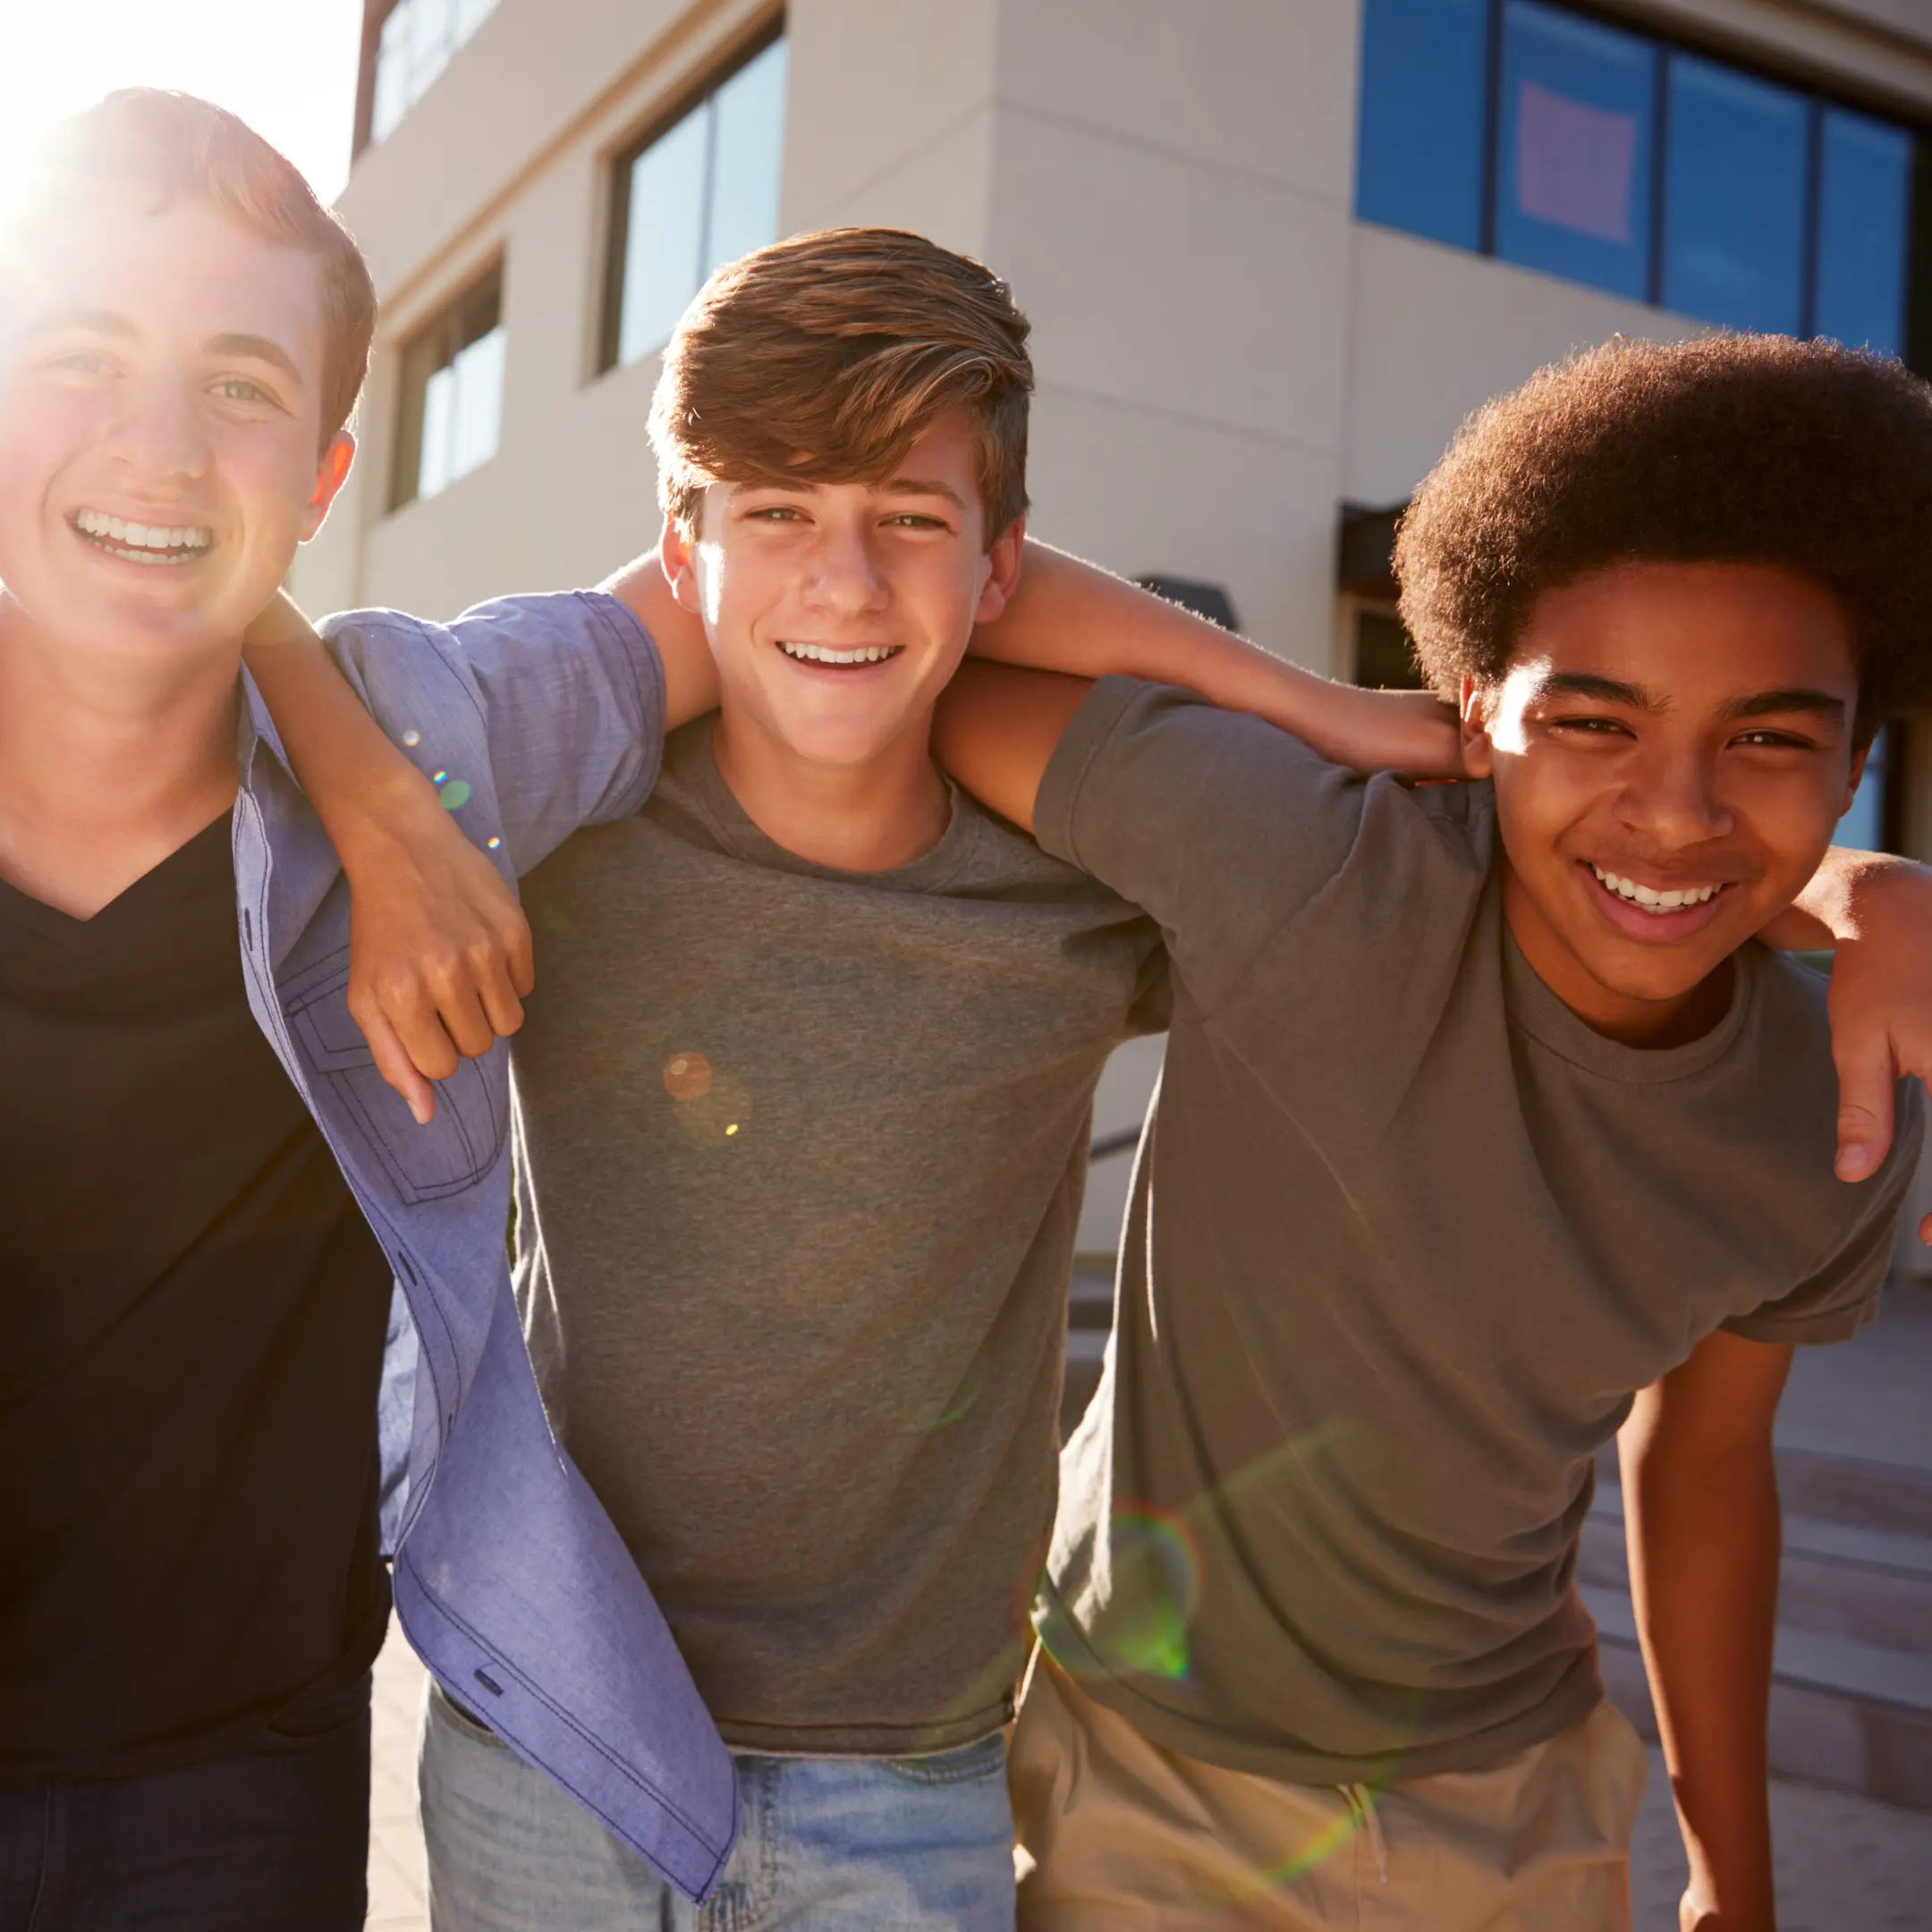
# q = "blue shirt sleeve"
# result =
<box><xmin>320</xmin><ymin>589</ymin><xmax>667</xmax><ymax>876</ymax></box>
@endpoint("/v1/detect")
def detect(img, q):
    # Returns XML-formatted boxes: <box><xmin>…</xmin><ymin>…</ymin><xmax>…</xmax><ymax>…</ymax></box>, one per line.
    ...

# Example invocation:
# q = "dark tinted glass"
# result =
<box><xmin>1356</xmin><ymin>0</ymin><xmax>1490</xmax><ymax>250</ymax></box>
<box><xmin>1815</xmin><ymin>107</ymin><xmax>1913</xmax><ymax>357</ymax></box>
<box><xmin>1496</xmin><ymin>1</ymin><xmax>1657</xmax><ymax>301</ymax></box>
<box><xmin>1662</xmin><ymin>55</ymin><xmax>1807</xmax><ymax>333</ymax></box>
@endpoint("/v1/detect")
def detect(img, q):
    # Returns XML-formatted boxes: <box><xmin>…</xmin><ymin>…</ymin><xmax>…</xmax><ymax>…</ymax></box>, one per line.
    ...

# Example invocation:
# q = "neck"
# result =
<box><xmin>1500</xmin><ymin>861</ymin><xmax>1734</xmax><ymax>1048</ymax></box>
<box><xmin>710</xmin><ymin>703</ymin><xmax>952</xmax><ymax>874</ymax></box>
<box><xmin>0</xmin><ymin>597</ymin><xmax>242</xmax><ymax>919</ymax></box>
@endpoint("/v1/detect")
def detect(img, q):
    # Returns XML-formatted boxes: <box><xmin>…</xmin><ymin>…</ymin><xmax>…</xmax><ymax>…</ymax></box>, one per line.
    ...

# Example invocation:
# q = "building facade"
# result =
<box><xmin>295</xmin><ymin>0</ymin><xmax>1932</xmax><ymax>1251</ymax></box>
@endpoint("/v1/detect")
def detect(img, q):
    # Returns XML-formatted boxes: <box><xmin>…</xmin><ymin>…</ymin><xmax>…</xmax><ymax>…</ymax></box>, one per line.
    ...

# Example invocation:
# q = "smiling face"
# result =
<box><xmin>0</xmin><ymin>193</ymin><xmax>352</xmax><ymax>677</ymax></box>
<box><xmin>1461</xmin><ymin>562</ymin><xmax>1864</xmax><ymax>1044</ymax></box>
<box><xmin>663</xmin><ymin>410</ymin><xmax>1022</xmax><ymax>774</ymax></box>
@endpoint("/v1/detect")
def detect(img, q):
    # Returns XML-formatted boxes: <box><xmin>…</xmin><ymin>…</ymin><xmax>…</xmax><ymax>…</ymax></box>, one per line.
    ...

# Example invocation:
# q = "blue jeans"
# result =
<box><xmin>0</xmin><ymin>1684</ymin><xmax>369</xmax><ymax>1930</ymax></box>
<box><xmin>421</xmin><ymin>1681</ymin><xmax>1016</xmax><ymax>1930</ymax></box>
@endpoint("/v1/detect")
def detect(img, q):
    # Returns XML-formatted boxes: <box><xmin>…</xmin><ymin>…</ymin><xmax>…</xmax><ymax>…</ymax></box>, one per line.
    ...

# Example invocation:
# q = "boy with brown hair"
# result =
<box><xmin>251</xmin><ymin>224</ymin><xmax>1470</xmax><ymax>1926</ymax></box>
<box><xmin>0</xmin><ymin>89</ymin><xmax>733</xmax><ymax>1928</ymax></box>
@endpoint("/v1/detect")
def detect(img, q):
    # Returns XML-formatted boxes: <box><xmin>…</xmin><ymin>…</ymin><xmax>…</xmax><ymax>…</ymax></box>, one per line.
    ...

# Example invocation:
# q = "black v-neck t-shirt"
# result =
<box><xmin>0</xmin><ymin>814</ymin><xmax>393</xmax><ymax>1783</ymax></box>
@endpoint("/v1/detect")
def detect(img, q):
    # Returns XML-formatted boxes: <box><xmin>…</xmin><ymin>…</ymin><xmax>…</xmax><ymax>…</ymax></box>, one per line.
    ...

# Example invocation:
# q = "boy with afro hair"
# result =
<box><xmin>936</xmin><ymin>334</ymin><xmax>1932</xmax><ymax>1932</ymax></box>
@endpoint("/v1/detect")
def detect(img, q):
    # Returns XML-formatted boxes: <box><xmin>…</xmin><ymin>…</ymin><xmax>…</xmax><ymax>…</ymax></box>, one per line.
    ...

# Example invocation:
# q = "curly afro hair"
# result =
<box><xmin>1394</xmin><ymin>335</ymin><xmax>1932</xmax><ymax>737</ymax></box>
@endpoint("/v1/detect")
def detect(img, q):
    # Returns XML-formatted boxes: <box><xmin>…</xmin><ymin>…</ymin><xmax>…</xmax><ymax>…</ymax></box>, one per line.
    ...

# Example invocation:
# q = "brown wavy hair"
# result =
<box><xmin>649</xmin><ymin>227</ymin><xmax>1033</xmax><ymax>547</ymax></box>
<box><xmin>1394</xmin><ymin>334</ymin><xmax>1932</xmax><ymax>738</ymax></box>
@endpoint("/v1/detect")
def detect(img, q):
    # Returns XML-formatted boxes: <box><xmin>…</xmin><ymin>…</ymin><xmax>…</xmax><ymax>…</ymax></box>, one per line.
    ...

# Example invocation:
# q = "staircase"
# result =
<box><xmin>1584</xmin><ymin>1441</ymin><xmax>1932</xmax><ymax>1811</ymax></box>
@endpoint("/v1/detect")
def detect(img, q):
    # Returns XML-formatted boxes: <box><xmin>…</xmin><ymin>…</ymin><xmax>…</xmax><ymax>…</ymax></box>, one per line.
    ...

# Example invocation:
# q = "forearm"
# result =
<box><xmin>971</xmin><ymin>541</ymin><xmax>1460</xmax><ymax>775</ymax></box>
<box><xmin>1621</xmin><ymin>1414</ymin><xmax>1781</xmax><ymax>1928</ymax></box>
<box><xmin>242</xmin><ymin>593</ymin><xmax>446</xmax><ymax>862</ymax></box>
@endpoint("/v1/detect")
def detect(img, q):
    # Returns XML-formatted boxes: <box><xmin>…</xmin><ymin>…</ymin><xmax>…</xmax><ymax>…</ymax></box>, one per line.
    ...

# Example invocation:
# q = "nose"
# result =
<box><xmin>802</xmin><ymin>519</ymin><xmax>888</xmax><ymax>617</ymax></box>
<box><xmin>104</xmin><ymin>376</ymin><xmax>211</xmax><ymax>489</ymax></box>
<box><xmin>1614</xmin><ymin>736</ymin><xmax>1733</xmax><ymax>848</ymax></box>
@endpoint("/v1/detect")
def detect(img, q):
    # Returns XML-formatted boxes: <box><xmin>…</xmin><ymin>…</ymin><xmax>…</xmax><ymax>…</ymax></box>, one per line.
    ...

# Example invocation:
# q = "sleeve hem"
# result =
<box><xmin>1721</xmin><ymin>1295</ymin><xmax>1880</xmax><ymax>1347</ymax></box>
<box><xmin>572</xmin><ymin>589</ymin><xmax>666</xmax><ymax>807</ymax></box>
<box><xmin>1033</xmin><ymin>676</ymin><xmax>1152</xmax><ymax>869</ymax></box>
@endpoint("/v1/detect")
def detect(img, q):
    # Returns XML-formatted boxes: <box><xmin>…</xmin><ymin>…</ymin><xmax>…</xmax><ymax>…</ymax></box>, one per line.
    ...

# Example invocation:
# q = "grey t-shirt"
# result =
<box><xmin>513</xmin><ymin>715</ymin><xmax>1165</xmax><ymax>1755</ymax></box>
<box><xmin>1033</xmin><ymin>678</ymin><xmax>1920</xmax><ymax>1785</ymax></box>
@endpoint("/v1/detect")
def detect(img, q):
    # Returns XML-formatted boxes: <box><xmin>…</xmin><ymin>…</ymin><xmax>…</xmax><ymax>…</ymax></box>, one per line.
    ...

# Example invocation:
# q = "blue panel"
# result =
<box><xmin>1496</xmin><ymin>1</ymin><xmax>1656</xmax><ymax>301</ymax></box>
<box><xmin>1355</xmin><ymin>0</ymin><xmax>1490</xmax><ymax>250</ymax></box>
<box><xmin>1815</xmin><ymin>108</ymin><xmax>1912</xmax><ymax>358</ymax></box>
<box><xmin>1661</xmin><ymin>55</ymin><xmax>1807</xmax><ymax>334</ymax></box>
<box><xmin>1837</xmin><ymin>724</ymin><xmax>1889</xmax><ymax>852</ymax></box>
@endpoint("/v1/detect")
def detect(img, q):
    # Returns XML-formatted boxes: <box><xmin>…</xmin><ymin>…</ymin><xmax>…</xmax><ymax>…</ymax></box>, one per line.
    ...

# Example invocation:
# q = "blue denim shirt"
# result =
<box><xmin>234</xmin><ymin>590</ymin><xmax>733</xmax><ymax>1898</ymax></box>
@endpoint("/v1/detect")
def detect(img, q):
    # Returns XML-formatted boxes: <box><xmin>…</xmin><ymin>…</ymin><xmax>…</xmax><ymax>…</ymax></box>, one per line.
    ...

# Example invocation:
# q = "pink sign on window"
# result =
<box><xmin>1515</xmin><ymin>79</ymin><xmax>1639</xmax><ymax>243</ymax></box>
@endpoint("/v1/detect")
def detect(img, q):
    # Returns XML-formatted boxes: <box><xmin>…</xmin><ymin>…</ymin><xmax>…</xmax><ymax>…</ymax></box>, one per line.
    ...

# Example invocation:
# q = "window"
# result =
<box><xmin>1837</xmin><ymin>722</ymin><xmax>1900</xmax><ymax>853</ymax></box>
<box><xmin>1356</xmin><ymin>0</ymin><xmax>1489</xmax><ymax>250</ymax></box>
<box><xmin>1817</xmin><ymin>109</ymin><xmax>1913</xmax><ymax>357</ymax></box>
<box><xmin>602</xmin><ymin>32</ymin><xmax>788</xmax><ymax>372</ymax></box>
<box><xmin>1663</xmin><ymin>57</ymin><xmax>1808</xmax><ymax>333</ymax></box>
<box><xmin>393</xmin><ymin>270</ymin><xmax>504</xmax><ymax>511</ymax></box>
<box><xmin>371</xmin><ymin>0</ymin><xmax>498</xmax><ymax>146</ymax></box>
<box><xmin>1355</xmin><ymin>0</ymin><xmax>1919</xmax><ymax>353</ymax></box>
<box><xmin>1496</xmin><ymin>3</ymin><xmax>1655</xmax><ymax>301</ymax></box>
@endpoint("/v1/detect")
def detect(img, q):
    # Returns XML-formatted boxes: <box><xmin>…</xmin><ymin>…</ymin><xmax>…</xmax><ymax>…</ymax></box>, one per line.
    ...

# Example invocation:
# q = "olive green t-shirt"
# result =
<box><xmin>511</xmin><ymin>717</ymin><xmax>1165</xmax><ymax>1755</ymax></box>
<box><xmin>1034</xmin><ymin>678</ymin><xmax>1920</xmax><ymax>1784</ymax></box>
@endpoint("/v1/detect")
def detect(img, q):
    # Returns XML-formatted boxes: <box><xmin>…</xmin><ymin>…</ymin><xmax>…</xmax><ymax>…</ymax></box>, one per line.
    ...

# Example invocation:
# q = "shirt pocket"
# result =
<box><xmin>282</xmin><ymin>948</ymin><xmax>506</xmax><ymax>1204</ymax></box>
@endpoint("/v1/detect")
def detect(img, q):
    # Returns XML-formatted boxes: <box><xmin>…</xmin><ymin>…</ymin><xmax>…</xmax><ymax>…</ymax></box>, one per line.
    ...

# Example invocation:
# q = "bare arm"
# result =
<box><xmin>1620</xmin><ymin>1329</ymin><xmax>1792</xmax><ymax>1932</ymax></box>
<box><xmin>1756</xmin><ymin>848</ymin><xmax>1932</xmax><ymax>1197</ymax></box>
<box><xmin>930</xmin><ymin>660</ymin><xmax>1090</xmax><ymax>834</ymax></box>
<box><xmin>598</xmin><ymin>520</ymin><xmax>719</xmax><ymax>728</ymax></box>
<box><xmin>969</xmin><ymin>540</ymin><xmax>1462</xmax><ymax>777</ymax></box>
<box><xmin>244</xmin><ymin>596</ymin><xmax>532</xmax><ymax>1123</ymax></box>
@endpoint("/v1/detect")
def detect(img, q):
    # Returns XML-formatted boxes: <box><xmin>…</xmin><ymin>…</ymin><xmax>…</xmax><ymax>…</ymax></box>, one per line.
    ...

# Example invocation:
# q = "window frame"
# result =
<box><xmin>1358</xmin><ymin>0</ymin><xmax>1927</xmax><ymax>364</ymax></box>
<box><xmin>390</xmin><ymin>262</ymin><xmax>506</xmax><ymax>513</ymax></box>
<box><xmin>597</xmin><ymin>17</ymin><xmax>787</xmax><ymax>378</ymax></box>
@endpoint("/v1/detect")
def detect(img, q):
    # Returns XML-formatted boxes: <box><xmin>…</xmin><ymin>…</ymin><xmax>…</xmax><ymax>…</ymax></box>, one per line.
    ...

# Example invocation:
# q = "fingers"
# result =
<box><xmin>360</xmin><ymin>1005</ymin><xmax>440</xmax><ymax>1126</ymax></box>
<box><xmin>1831</xmin><ymin>1030</ymin><xmax>1896</xmax><ymax>1181</ymax></box>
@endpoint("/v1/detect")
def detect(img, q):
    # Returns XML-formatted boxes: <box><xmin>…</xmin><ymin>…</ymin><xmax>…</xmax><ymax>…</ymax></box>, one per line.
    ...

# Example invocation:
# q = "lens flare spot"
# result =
<box><xmin>664</xmin><ymin>1052</ymin><xmax>714</xmax><ymax>1100</ymax></box>
<box><xmin>438</xmin><ymin>779</ymin><xmax>472</xmax><ymax>810</ymax></box>
<box><xmin>487</xmin><ymin>836</ymin><xmax>502</xmax><ymax>851</ymax></box>
<box><xmin>402</xmin><ymin>729</ymin><xmax>421</xmax><ymax>748</ymax></box>
<box><xmin>725</xmin><ymin>1123</ymin><xmax>739</xmax><ymax>1136</ymax></box>
<box><xmin>432</xmin><ymin>769</ymin><xmax>448</xmax><ymax>784</ymax></box>
<box><xmin>1098</xmin><ymin>1506</ymin><xmax>1202</xmax><ymax>1681</ymax></box>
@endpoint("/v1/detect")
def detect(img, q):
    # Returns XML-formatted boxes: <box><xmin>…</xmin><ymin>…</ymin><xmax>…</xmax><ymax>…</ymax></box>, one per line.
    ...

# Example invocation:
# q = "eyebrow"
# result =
<box><xmin>1528</xmin><ymin>671</ymin><xmax>1660</xmax><ymax>709</ymax></box>
<box><xmin>1723</xmin><ymin>687</ymin><xmax>1847</xmax><ymax>724</ymax></box>
<box><xmin>22</xmin><ymin>307</ymin><xmax>136</xmax><ymax>342</ymax></box>
<box><xmin>882</xmin><ymin>477</ymin><xmax>970</xmax><ymax>511</ymax></box>
<box><xmin>204</xmin><ymin>332</ymin><xmax>306</xmax><ymax>389</ymax></box>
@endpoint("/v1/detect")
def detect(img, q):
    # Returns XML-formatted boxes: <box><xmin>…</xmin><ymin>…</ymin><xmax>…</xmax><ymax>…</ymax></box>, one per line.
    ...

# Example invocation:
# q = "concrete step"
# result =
<box><xmin>1590</xmin><ymin>1592</ymin><xmax>1932</xmax><ymax>1812</ymax></box>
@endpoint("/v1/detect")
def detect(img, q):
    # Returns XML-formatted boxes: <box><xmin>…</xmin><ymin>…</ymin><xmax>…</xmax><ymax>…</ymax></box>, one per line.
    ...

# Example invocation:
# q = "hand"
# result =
<box><xmin>339</xmin><ymin>804</ymin><xmax>534</xmax><ymax>1124</ymax></box>
<box><xmin>1818</xmin><ymin>860</ymin><xmax>1932</xmax><ymax>1223</ymax></box>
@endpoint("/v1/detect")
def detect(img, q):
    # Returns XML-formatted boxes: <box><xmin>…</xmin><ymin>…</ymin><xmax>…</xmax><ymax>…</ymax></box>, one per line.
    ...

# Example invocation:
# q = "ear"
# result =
<box><xmin>1459</xmin><ymin>674</ymin><xmax>1496</xmax><ymax>779</ymax></box>
<box><xmin>1840</xmin><ymin>740</ymin><xmax>1872</xmax><ymax>818</ymax></box>
<box><xmin>974</xmin><ymin>515</ymin><xmax>1026</xmax><ymax>625</ymax></box>
<box><xmin>659</xmin><ymin>509</ymin><xmax>704</xmax><ymax>616</ymax></box>
<box><xmin>298</xmin><ymin>433</ymin><xmax>355</xmax><ymax>542</ymax></box>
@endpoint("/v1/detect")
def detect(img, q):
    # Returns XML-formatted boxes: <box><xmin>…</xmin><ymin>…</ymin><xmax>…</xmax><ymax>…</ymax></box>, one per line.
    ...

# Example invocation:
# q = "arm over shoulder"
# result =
<box><xmin>1033</xmin><ymin>677</ymin><xmax>1375</xmax><ymax>1013</ymax></box>
<box><xmin>322</xmin><ymin>589</ymin><xmax>667</xmax><ymax>876</ymax></box>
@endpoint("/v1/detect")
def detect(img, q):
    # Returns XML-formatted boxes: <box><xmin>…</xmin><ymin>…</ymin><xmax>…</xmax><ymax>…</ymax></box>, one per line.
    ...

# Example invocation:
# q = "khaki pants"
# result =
<box><xmin>1010</xmin><ymin>1653</ymin><xmax>1647</xmax><ymax>1931</ymax></box>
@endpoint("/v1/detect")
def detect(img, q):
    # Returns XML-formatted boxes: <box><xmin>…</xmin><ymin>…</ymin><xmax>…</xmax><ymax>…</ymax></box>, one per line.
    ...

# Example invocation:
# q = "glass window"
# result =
<box><xmin>606</xmin><ymin>35</ymin><xmax>789</xmax><ymax>372</ymax></box>
<box><xmin>1836</xmin><ymin>722</ymin><xmax>1894</xmax><ymax>852</ymax></box>
<box><xmin>369</xmin><ymin>0</ymin><xmax>499</xmax><ymax>146</ymax></box>
<box><xmin>1662</xmin><ymin>56</ymin><xmax>1807</xmax><ymax>333</ymax></box>
<box><xmin>1816</xmin><ymin>108</ymin><xmax>1913</xmax><ymax>357</ymax></box>
<box><xmin>1355</xmin><ymin>0</ymin><xmax>1490</xmax><ymax>251</ymax></box>
<box><xmin>1496</xmin><ymin>2</ymin><xmax>1657</xmax><ymax>301</ymax></box>
<box><xmin>393</xmin><ymin>270</ymin><xmax>504</xmax><ymax>510</ymax></box>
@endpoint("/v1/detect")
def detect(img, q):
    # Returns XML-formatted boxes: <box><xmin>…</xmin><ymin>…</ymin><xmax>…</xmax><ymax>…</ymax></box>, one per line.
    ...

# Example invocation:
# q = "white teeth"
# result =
<box><xmin>74</xmin><ymin>509</ymin><xmax>213</xmax><ymax>561</ymax></box>
<box><xmin>1589</xmin><ymin>864</ymin><xmax>1721</xmax><ymax>914</ymax></box>
<box><xmin>779</xmin><ymin>640</ymin><xmax>902</xmax><ymax>666</ymax></box>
